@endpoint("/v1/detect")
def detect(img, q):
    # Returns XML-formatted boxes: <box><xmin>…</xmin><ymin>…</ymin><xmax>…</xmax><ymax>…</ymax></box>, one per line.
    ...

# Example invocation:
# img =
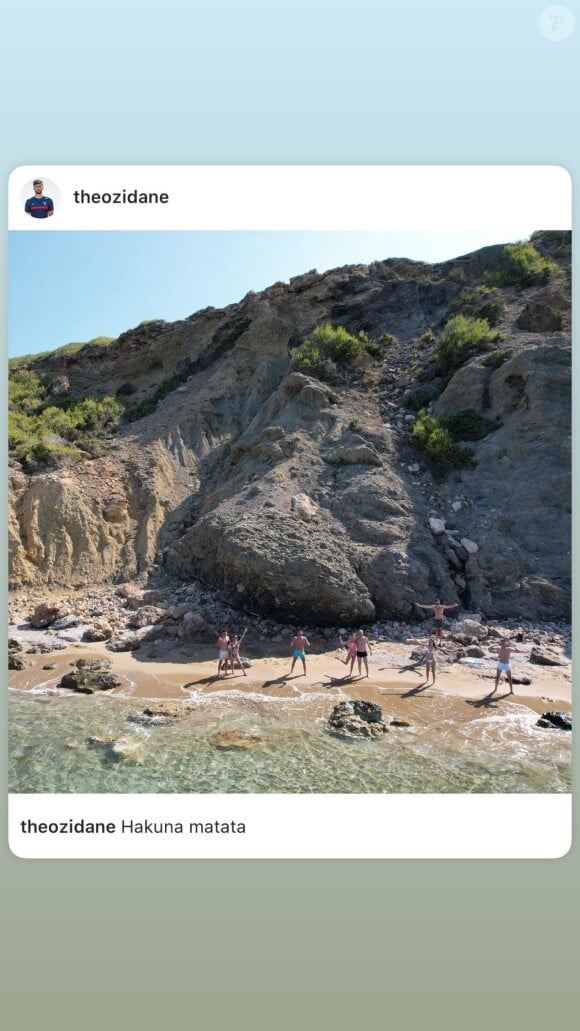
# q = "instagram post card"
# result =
<box><xmin>7</xmin><ymin>165</ymin><xmax>571</xmax><ymax>858</ymax></box>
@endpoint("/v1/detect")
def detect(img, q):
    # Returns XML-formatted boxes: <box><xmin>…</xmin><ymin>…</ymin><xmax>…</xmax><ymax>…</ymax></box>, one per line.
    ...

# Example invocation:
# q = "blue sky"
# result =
<box><xmin>8</xmin><ymin>229</ymin><xmax>534</xmax><ymax>358</ymax></box>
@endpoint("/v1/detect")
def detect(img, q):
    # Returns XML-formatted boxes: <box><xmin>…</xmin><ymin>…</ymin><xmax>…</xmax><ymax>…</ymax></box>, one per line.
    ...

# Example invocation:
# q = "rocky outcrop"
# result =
<box><xmin>536</xmin><ymin>711</ymin><xmax>572</xmax><ymax>731</ymax></box>
<box><xmin>327</xmin><ymin>700</ymin><xmax>389</xmax><ymax>740</ymax></box>
<box><xmin>8</xmin><ymin>233</ymin><xmax>571</xmax><ymax>624</ymax></box>
<box><xmin>60</xmin><ymin>659</ymin><xmax>122</xmax><ymax>694</ymax></box>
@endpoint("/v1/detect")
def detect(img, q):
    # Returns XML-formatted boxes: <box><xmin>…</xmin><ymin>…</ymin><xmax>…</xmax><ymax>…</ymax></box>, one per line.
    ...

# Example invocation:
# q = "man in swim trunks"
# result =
<box><xmin>290</xmin><ymin>629</ymin><xmax>310</xmax><ymax>676</ymax></box>
<box><xmin>354</xmin><ymin>629</ymin><xmax>372</xmax><ymax>678</ymax></box>
<box><xmin>493</xmin><ymin>639</ymin><xmax>513</xmax><ymax>693</ymax></box>
<box><xmin>415</xmin><ymin>597</ymin><xmax>459</xmax><ymax>645</ymax></box>
<box><xmin>217</xmin><ymin>629</ymin><xmax>230</xmax><ymax>677</ymax></box>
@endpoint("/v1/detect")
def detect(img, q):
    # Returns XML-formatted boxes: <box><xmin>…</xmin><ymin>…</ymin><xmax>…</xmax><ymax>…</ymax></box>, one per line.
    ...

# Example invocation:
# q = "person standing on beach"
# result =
<box><xmin>339</xmin><ymin>633</ymin><xmax>357</xmax><ymax>677</ymax></box>
<box><xmin>354</xmin><ymin>628</ymin><xmax>372</xmax><ymax>678</ymax></box>
<box><xmin>229</xmin><ymin>629</ymin><xmax>248</xmax><ymax>677</ymax></box>
<box><xmin>415</xmin><ymin>597</ymin><xmax>459</xmax><ymax>645</ymax></box>
<box><xmin>493</xmin><ymin>639</ymin><xmax>513</xmax><ymax>693</ymax></box>
<box><xmin>425</xmin><ymin>637</ymin><xmax>437</xmax><ymax>685</ymax></box>
<box><xmin>290</xmin><ymin>629</ymin><xmax>310</xmax><ymax>676</ymax></box>
<box><xmin>217</xmin><ymin>629</ymin><xmax>230</xmax><ymax>677</ymax></box>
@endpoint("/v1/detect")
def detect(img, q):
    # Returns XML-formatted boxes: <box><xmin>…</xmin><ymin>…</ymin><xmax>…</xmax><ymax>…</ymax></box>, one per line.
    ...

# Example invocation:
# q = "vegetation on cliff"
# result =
<box><xmin>290</xmin><ymin>322</ymin><xmax>377</xmax><ymax>384</ymax></box>
<box><xmin>8</xmin><ymin>368</ymin><xmax>122</xmax><ymax>470</ymax></box>
<box><xmin>484</xmin><ymin>241</ymin><xmax>562</xmax><ymax>288</ymax></box>
<box><xmin>435</xmin><ymin>314</ymin><xmax>502</xmax><ymax>381</ymax></box>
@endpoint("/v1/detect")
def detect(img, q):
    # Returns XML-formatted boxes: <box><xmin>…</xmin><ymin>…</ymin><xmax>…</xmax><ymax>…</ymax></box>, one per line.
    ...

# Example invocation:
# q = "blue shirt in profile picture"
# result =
<box><xmin>25</xmin><ymin>179</ymin><xmax>54</xmax><ymax>218</ymax></box>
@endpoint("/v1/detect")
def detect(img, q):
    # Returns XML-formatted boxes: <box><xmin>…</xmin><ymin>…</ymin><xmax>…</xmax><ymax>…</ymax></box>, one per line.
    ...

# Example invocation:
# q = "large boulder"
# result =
<box><xmin>530</xmin><ymin>646</ymin><xmax>567</xmax><ymax>666</ymax></box>
<box><xmin>516</xmin><ymin>301</ymin><xmax>562</xmax><ymax>333</ymax></box>
<box><xmin>30</xmin><ymin>600</ymin><xmax>70</xmax><ymax>627</ymax></box>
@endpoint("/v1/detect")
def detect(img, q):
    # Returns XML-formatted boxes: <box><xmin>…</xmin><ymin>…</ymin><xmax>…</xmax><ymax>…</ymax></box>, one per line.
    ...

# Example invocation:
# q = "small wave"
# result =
<box><xmin>185</xmin><ymin>686</ymin><xmax>349</xmax><ymax>708</ymax></box>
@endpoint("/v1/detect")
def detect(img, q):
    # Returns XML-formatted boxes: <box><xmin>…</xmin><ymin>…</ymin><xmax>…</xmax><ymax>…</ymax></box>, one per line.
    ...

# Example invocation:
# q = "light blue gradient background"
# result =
<box><xmin>1</xmin><ymin>3</ymin><xmax>578</xmax><ymax>1029</ymax></box>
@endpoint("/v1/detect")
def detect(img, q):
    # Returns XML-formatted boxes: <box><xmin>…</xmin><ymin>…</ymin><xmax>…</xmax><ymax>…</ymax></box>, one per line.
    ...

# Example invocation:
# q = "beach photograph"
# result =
<box><xmin>8</xmin><ymin>227</ymin><xmax>572</xmax><ymax>795</ymax></box>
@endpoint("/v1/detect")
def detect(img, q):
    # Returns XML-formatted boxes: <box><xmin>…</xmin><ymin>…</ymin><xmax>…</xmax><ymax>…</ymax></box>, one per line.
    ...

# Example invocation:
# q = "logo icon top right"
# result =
<box><xmin>539</xmin><ymin>5</ymin><xmax>575</xmax><ymax>41</ymax></box>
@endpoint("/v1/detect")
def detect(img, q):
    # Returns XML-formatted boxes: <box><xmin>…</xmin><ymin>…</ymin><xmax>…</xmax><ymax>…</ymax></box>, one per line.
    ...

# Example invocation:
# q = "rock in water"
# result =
<box><xmin>110</xmin><ymin>736</ymin><xmax>145</xmax><ymax>760</ymax></box>
<box><xmin>129</xmin><ymin>702</ymin><xmax>191</xmax><ymax>725</ymax></box>
<box><xmin>209</xmin><ymin>730</ymin><xmax>262</xmax><ymax>750</ymax></box>
<box><xmin>536</xmin><ymin>711</ymin><xmax>572</xmax><ymax>731</ymax></box>
<box><xmin>327</xmin><ymin>700</ymin><xmax>389</xmax><ymax>740</ymax></box>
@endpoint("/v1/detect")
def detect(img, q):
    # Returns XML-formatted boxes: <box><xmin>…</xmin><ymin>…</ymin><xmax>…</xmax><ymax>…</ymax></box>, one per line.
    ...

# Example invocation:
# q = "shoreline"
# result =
<box><xmin>9</xmin><ymin>636</ymin><xmax>572</xmax><ymax>720</ymax></box>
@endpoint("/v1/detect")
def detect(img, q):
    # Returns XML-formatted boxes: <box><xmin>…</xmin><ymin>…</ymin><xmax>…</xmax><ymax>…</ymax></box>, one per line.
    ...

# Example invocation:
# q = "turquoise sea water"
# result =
<box><xmin>9</xmin><ymin>684</ymin><xmax>571</xmax><ymax>794</ymax></box>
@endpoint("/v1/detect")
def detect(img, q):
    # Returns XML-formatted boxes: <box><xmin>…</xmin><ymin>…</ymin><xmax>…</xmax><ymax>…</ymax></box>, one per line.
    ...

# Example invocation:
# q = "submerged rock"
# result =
<box><xmin>87</xmin><ymin>734</ymin><xmax>145</xmax><ymax>761</ymax></box>
<box><xmin>130</xmin><ymin>701</ymin><xmax>191</xmax><ymax>725</ymax></box>
<box><xmin>209</xmin><ymin>730</ymin><xmax>262</xmax><ymax>750</ymax></box>
<box><xmin>110</xmin><ymin>736</ymin><xmax>145</xmax><ymax>760</ymax></box>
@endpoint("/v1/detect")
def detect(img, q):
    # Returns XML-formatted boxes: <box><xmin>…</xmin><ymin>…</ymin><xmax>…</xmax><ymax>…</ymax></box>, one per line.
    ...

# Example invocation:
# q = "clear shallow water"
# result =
<box><xmin>9</xmin><ymin>688</ymin><xmax>572</xmax><ymax>794</ymax></box>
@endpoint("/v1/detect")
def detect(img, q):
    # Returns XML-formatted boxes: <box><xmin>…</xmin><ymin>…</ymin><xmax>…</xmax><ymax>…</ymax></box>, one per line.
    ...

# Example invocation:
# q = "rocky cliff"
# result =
<box><xmin>8</xmin><ymin>232</ymin><xmax>571</xmax><ymax>624</ymax></box>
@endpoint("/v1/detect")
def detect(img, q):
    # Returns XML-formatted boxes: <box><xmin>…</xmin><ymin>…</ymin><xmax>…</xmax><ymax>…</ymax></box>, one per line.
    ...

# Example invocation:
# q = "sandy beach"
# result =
<box><xmin>10</xmin><ymin>635</ymin><xmax>572</xmax><ymax>717</ymax></box>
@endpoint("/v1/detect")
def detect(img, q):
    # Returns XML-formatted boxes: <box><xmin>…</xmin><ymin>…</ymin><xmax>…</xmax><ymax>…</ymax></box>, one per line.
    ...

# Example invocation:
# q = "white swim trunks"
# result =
<box><xmin>219</xmin><ymin>650</ymin><xmax>228</xmax><ymax>660</ymax></box>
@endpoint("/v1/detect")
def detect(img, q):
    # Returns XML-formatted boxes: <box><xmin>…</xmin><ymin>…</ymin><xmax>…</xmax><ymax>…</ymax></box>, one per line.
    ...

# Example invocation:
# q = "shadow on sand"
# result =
<box><xmin>400</xmin><ymin>681</ymin><xmax>434</xmax><ymax>698</ymax></box>
<box><xmin>322</xmin><ymin>673</ymin><xmax>359</xmax><ymax>689</ymax></box>
<box><xmin>465</xmin><ymin>689</ymin><xmax>513</xmax><ymax>709</ymax></box>
<box><xmin>262</xmin><ymin>673</ymin><xmax>304</xmax><ymax>688</ymax></box>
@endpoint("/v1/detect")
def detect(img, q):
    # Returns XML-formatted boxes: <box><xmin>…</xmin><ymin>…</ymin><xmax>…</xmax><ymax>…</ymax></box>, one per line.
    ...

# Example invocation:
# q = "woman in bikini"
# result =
<box><xmin>425</xmin><ymin>637</ymin><xmax>437</xmax><ymax>685</ymax></box>
<box><xmin>228</xmin><ymin>629</ymin><xmax>248</xmax><ymax>677</ymax></box>
<box><xmin>339</xmin><ymin>633</ymin><xmax>358</xmax><ymax>677</ymax></box>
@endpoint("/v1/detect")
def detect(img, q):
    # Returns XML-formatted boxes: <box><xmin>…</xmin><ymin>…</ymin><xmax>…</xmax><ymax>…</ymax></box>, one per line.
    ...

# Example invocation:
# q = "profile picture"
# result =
<box><xmin>22</xmin><ymin>177</ymin><xmax>60</xmax><ymax>220</ymax></box>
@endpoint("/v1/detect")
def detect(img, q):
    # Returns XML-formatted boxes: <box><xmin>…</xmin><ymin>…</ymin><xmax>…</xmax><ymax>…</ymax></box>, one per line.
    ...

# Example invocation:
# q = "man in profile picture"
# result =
<box><xmin>24</xmin><ymin>179</ymin><xmax>54</xmax><ymax>218</ymax></box>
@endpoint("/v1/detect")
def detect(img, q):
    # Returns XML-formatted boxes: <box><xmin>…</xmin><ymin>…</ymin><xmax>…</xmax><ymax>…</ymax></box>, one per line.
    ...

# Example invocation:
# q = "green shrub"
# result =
<box><xmin>8</xmin><ymin>369</ymin><xmax>48</xmax><ymax>413</ymax></box>
<box><xmin>436</xmin><ymin>315</ymin><xmax>501</xmax><ymax>379</ymax></box>
<box><xmin>484</xmin><ymin>242</ymin><xmax>561</xmax><ymax>288</ymax></box>
<box><xmin>441</xmin><ymin>409</ymin><xmax>500</xmax><ymax>441</ymax></box>
<box><xmin>412</xmin><ymin>409</ymin><xmax>474</xmax><ymax>479</ymax></box>
<box><xmin>291</xmin><ymin>323</ymin><xmax>373</xmax><ymax>383</ymax></box>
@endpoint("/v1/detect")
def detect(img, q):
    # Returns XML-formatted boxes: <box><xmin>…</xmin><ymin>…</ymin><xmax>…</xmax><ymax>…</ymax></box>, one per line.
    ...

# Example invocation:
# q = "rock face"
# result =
<box><xmin>327</xmin><ymin>700</ymin><xmax>389</xmax><ymax>740</ymax></box>
<box><xmin>8</xmin><ymin>233</ymin><xmax>571</xmax><ymax>623</ymax></box>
